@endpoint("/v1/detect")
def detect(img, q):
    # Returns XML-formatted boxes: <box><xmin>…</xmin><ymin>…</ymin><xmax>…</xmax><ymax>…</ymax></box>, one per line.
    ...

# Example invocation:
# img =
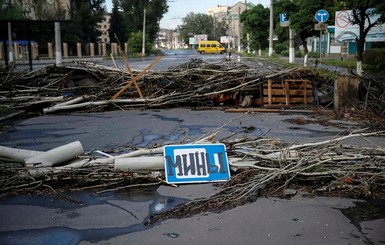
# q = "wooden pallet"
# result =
<box><xmin>263</xmin><ymin>79</ymin><xmax>313</xmax><ymax>106</ymax></box>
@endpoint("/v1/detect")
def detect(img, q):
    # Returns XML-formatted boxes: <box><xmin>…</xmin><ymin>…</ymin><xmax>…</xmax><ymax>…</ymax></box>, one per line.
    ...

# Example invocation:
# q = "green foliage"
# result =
<box><xmin>308</xmin><ymin>52</ymin><xmax>319</xmax><ymax>58</ymax></box>
<box><xmin>281</xmin><ymin>50</ymin><xmax>289</xmax><ymax>57</ymax></box>
<box><xmin>275</xmin><ymin>0</ymin><xmax>336</xmax><ymax>54</ymax></box>
<box><xmin>273</xmin><ymin>0</ymin><xmax>297</xmax><ymax>44</ymax></box>
<box><xmin>0</xmin><ymin>0</ymin><xmax>105</xmax><ymax>55</ymax></box>
<box><xmin>240</xmin><ymin>4</ymin><xmax>269</xmax><ymax>51</ymax></box>
<box><xmin>321</xmin><ymin>58</ymin><xmax>356</xmax><ymax>69</ymax></box>
<box><xmin>127</xmin><ymin>31</ymin><xmax>152</xmax><ymax>54</ymax></box>
<box><xmin>343</xmin><ymin>1</ymin><xmax>385</xmax><ymax>63</ymax></box>
<box><xmin>274</xmin><ymin>43</ymin><xmax>288</xmax><ymax>54</ymax></box>
<box><xmin>109</xmin><ymin>0</ymin><xmax>125</xmax><ymax>43</ymax></box>
<box><xmin>178</xmin><ymin>12</ymin><xmax>227</xmax><ymax>42</ymax></box>
<box><xmin>363</xmin><ymin>48</ymin><xmax>385</xmax><ymax>72</ymax></box>
<box><xmin>121</xmin><ymin>0</ymin><xmax>168</xmax><ymax>43</ymax></box>
<box><xmin>61</xmin><ymin>0</ymin><xmax>105</xmax><ymax>43</ymax></box>
<box><xmin>280</xmin><ymin>50</ymin><xmax>302</xmax><ymax>57</ymax></box>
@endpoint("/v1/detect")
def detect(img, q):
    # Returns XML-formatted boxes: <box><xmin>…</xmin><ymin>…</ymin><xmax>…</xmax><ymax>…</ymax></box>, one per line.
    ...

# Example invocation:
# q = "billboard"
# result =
<box><xmin>335</xmin><ymin>9</ymin><xmax>385</xmax><ymax>42</ymax></box>
<box><xmin>0</xmin><ymin>0</ymin><xmax>71</xmax><ymax>21</ymax></box>
<box><xmin>193</xmin><ymin>34</ymin><xmax>207</xmax><ymax>44</ymax></box>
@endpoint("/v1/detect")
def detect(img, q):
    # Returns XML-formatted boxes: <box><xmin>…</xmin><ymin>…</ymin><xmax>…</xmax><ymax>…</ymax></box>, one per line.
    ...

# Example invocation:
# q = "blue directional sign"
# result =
<box><xmin>279</xmin><ymin>13</ymin><xmax>288</xmax><ymax>23</ymax></box>
<box><xmin>315</xmin><ymin>9</ymin><xmax>329</xmax><ymax>23</ymax></box>
<box><xmin>163</xmin><ymin>143</ymin><xmax>230</xmax><ymax>184</ymax></box>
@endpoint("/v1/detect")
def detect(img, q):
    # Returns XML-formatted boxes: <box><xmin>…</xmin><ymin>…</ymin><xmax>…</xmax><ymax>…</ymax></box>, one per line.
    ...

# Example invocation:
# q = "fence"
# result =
<box><xmin>0</xmin><ymin>42</ymin><xmax>129</xmax><ymax>61</ymax></box>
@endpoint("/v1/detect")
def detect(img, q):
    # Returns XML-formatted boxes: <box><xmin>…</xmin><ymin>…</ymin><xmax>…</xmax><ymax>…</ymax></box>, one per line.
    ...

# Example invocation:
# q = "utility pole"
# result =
<box><xmin>289</xmin><ymin>0</ymin><xmax>294</xmax><ymax>64</ymax></box>
<box><xmin>55</xmin><ymin>22</ymin><xmax>62</xmax><ymax>65</ymax></box>
<box><xmin>142</xmin><ymin>7</ymin><xmax>146</xmax><ymax>56</ymax></box>
<box><xmin>289</xmin><ymin>28</ymin><xmax>294</xmax><ymax>63</ymax></box>
<box><xmin>238</xmin><ymin>6</ymin><xmax>241</xmax><ymax>53</ymax></box>
<box><xmin>142</xmin><ymin>0</ymin><xmax>152</xmax><ymax>56</ymax></box>
<box><xmin>7</xmin><ymin>22</ymin><xmax>14</xmax><ymax>62</ymax></box>
<box><xmin>245</xmin><ymin>0</ymin><xmax>250</xmax><ymax>53</ymax></box>
<box><xmin>268</xmin><ymin>0</ymin><xmax>274</xmax><ymax>56</ymax></box>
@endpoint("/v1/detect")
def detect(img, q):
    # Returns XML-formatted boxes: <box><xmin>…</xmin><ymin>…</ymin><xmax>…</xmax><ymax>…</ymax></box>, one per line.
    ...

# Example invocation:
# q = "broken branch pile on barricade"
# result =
<box><xmin>1</xmin><ymin>130</ymin><xmax>384</xmax><ymax>222</ymax></box>
<box><xmin>0</xmin><ymin>60</ymin><xmax>320</xmax><ymax>114</ymax></box>
<box><xmin>355</xmin><ymin>75</ymin><xmax>385</xmax><ymax>116</ymax></box>
<box><xmin>143</xmin><ymin>130</ymin><xmax>385</xmax><ymax>225</ymax></box>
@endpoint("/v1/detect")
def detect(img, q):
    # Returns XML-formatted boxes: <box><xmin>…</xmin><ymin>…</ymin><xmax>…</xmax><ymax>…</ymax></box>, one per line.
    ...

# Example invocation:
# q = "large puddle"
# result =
<box><xmin>0</xmin><ymin>186</ymin><xmax>189</xmax><ymax>244</ymax></box>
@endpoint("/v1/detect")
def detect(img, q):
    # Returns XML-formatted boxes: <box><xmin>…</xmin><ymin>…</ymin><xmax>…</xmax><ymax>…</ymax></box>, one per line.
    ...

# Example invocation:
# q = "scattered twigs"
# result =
<box><xmin>143</xmin><ymin>130</ymin><xmax>385</xmax><ymax>225</ymax></box>
<box><xmin>0</xmin><ymin>59</ymin><xmax>317</xmax><ymax>113</ymax></box>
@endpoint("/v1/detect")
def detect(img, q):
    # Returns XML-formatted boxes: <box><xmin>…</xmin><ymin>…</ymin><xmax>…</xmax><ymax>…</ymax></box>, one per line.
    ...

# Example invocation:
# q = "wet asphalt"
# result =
<box><xmin>1</xmin><ymin>51</ymin><xmax>384</xmax><ymax>244</ymax></box>
<box><xmin>0</xmin><ymin>108</ymin><xmax>384</xmax><ymax>244</ymax></box>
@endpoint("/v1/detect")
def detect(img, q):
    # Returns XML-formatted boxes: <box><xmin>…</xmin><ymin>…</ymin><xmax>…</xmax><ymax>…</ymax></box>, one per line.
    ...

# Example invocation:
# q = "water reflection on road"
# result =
<box><xmin>0</xmin><ymin>187</ymin><xmax>189</xmax><ymax>245</ymax></box>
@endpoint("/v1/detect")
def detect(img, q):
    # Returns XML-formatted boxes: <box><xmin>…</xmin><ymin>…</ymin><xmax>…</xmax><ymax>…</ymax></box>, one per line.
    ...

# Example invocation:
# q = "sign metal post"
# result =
<box><xmin>314</xmin><ymin>9</ymin><xmax>329</xmax><ymax>63</ymax></box>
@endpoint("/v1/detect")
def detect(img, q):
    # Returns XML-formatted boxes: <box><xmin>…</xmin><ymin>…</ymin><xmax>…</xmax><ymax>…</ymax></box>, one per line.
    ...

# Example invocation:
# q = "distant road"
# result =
<box><xmin>9</xmin><ymin>49</ymin><xmax>230</xmax><ymax>72</ymax></box>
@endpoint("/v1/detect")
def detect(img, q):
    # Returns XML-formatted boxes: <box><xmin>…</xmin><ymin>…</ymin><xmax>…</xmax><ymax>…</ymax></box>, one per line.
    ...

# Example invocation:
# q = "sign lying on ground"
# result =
<box><xmin>0</xmin><ymin>0</ymin><xmax>72</xmax><ymax>21</ymax></box>
<box><xmin>163</xmin><ymin>144</ymin><xmax>230</xmax><ymax>184</ymax></box>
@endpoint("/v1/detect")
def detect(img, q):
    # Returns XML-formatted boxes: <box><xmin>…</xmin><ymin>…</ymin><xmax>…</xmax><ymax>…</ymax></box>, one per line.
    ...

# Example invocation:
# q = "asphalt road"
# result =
<box><xmin>0</xmin><ymin>51</ymin><xmax>384</xmax><ymax>244</ymax></box>
<box><xmin>0</xmin><ymin>109</ymin><xmax>384</xmax><ymax>245</ymax></box>
<box><xmin>10</xmin><ymin>49</ymin><xmax>231</xmax><ymax>72</ymax></box>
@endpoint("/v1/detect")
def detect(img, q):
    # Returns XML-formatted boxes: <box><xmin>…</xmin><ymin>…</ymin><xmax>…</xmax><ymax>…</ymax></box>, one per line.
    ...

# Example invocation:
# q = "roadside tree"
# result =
<box><xmin>240</xmin><ymin>4</ymin><xmax>269</xmax><ymax>55</ymax></box>
<box><xmin>278</xmin><ymin>0</ymin><xmax>337</xmax><ymax>66</ymax></box>
<box><xmin>109</xmin><ymin>0</ymin><xmax>125</xmax><ymax>44</ymax></box>
<box><xmin>343</xmin><ymin>0</ymin><xmax>385</xmax><ymax>76</ymax></box>
<box><xmin>178</xmin><ymin>13</ymin><xmax>227</xmax><ymax>44</ymax></box>
<box><xmin>61</xmin><ymin>0</ymin><xmax>105</xmax><ymax>44</ymax></box>
<box><xmin>121</xmin><ymin>0</ymin><xmax>168</xmax><ymax>44</ymax></box>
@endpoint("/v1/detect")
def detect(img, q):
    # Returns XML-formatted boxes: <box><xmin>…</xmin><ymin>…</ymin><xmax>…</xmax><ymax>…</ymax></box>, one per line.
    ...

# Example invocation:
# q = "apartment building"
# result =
<box><xmin>97</xmin><ymin>13</ymin><xmax>111</xmax><ymax>43</ymax></box>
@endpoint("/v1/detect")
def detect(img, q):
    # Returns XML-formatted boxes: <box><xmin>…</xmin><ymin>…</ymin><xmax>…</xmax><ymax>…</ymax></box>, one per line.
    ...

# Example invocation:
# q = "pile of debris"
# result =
<box><xmin>1</xmin><ymin>127</ymin><xmax>384</xmax><ymax>212</ymax></box>
<box><xmin>0</xmin><ymin>59</ymin><xmax>326</xmax><ymax>115</ymax></box>
<box><xmin>1</xmin><ymin>58</ymin><xmax>385</xmax><ymax>224</ymax></box>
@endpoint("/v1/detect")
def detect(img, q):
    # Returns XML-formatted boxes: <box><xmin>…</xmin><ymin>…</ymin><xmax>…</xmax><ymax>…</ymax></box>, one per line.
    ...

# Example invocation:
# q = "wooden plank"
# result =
<box><xmin>263</xmin><ymin>89</ymin><xmax>313</xmax><ymax>96</ymax></box>
<box><xmin>285</xmin><ymin>80</ymin><xmax>289</xmax><ymax>105</ymax></box>
<box><xmin>262</xmin><ymin>79</ymin><xmax>313</xmax><ymax>106</ymax></box>
<box><xmin>268</xmin><ymin>79</ymin><xmax>272</xmax><ymax>105</ymax></box>
<box><xmin>284</xmin><ymin>79</ymin><xmax>312</xmax><ymax>83</ymax></box>
<box><xmin>225</xmin><ymin>108</ymin><xmax>316</xmax><ymax>113</ymax></box>
<box><xmin>263</xmin><ymin>97</ymin><xmax>313</xmax><ymax>104</ymax></box>
<box><xmin>304</xmin><ymin>82</ymin><xmax>308</xmax><ymax>105</ymax></box>
<box><xmin>264</xmin><ymin>83</ymin><xmax>312</xmax><ymax>89</ymax></box>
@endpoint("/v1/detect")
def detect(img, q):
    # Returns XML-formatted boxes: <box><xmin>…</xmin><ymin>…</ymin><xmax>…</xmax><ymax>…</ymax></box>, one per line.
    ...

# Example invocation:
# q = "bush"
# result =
<box><xmin>274</xmin><ymin>44</ymin><xmax>288</xmax><ymax>54</ymax></box>
<box><xmin>280</xmin><ymin>50</ymin><xmax>303</xmax><ymax>58</ymax></box>
<box><xmin>151</xmin><ymin>49</ymin><xmax>163</xmax><ymax>56</ymax></box>
<box><xmin>281</xmin><ymin>50</ymin><xmax>289</xmax><ymax>57</ymax></box>
<box><xmin>127</xmin><ymin>31</ymin><xmax>153</xmax><ymax>54</ymax></box>
<box><xmin>308</xmin><ymin>52</ymin><xmax>319</xmax><ymax>58</ymax></box>
<box><xmin>364</xmin><ymin>48</ymin><xmax>385</xmax><ymax>72</ymax></box>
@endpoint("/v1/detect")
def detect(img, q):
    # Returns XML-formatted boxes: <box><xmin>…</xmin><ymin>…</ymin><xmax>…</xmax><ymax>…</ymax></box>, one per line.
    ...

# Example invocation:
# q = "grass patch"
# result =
<box><xmin>320</xmin><ymin>59</ymin><xmax>356</xmax><ymax>69</ymax></box>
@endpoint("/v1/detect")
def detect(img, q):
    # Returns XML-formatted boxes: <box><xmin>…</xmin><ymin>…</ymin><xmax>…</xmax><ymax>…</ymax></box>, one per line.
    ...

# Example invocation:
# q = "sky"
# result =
<box><xmin>105</xmin><ymin>0</ymin><xmax>271</xmax><ymax>29</ymax></box>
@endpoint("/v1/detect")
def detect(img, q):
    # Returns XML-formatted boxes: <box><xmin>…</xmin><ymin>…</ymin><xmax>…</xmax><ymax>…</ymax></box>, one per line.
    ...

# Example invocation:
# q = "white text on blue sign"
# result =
<box><xmin>163</xmin><ymin>144</ymin><xmax>230</xmax><ymax>184</ymax></box>
<box><xmin>279</xmin><ymin>13</ymin><xmax>288</xmax><ymax>23</ymax></box>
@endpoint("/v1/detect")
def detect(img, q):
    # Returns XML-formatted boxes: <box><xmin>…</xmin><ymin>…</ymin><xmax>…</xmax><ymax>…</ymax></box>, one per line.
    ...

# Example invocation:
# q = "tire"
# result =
<box><xmin>200</xmin><ymin>51</ymin><xmax>205</xmax><ymax>54</ymax></box>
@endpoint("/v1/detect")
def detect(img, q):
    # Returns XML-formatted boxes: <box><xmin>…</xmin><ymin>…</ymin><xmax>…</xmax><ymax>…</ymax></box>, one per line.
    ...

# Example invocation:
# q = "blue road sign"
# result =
<box><xmin>163</xmin><ymin>143</ymin><xmax>230</xmax><ymax>184</ymax></box>
<box><xmin>315</xmin><ymin>9</ymin><xmax>329</xmax><ymax>23</ymax></box>
<box><xmin>279</xmin><ymin>13</ymin><xmax>288</xmax><ymax>23</ymax></box>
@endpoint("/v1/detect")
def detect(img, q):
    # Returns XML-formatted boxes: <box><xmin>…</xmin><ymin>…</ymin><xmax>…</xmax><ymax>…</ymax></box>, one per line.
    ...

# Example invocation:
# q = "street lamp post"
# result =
<box><xmin>142</xmin><ymin>0</ymin><xmax>151</xmax><ymax>56</ymax></box>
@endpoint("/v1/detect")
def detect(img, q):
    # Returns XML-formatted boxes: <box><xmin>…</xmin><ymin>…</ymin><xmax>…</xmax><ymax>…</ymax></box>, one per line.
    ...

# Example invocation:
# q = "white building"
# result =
<box><xmin>97</xmin><ymin>13</ymin><xmax>111</xmax><ymax>43</ymax></box>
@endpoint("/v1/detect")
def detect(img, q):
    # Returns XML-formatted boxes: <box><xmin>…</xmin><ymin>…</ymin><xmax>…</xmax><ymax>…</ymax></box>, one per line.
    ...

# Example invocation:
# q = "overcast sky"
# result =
<box><xmin>105</xmin><ymin>0</ymin><xmax>271</xmax><ymax>29</ymax></box>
